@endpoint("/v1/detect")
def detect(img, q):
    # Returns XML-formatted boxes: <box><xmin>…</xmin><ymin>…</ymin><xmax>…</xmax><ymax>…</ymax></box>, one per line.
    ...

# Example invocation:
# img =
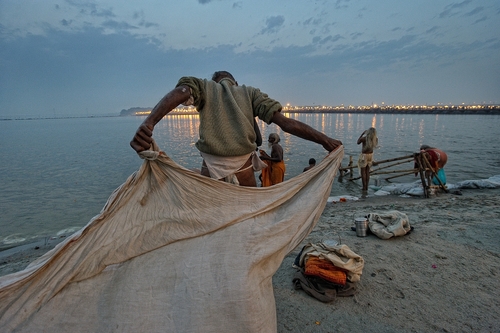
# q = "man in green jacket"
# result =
<box><xmin>130</xmin><ymin>71</ymin><xmax>342</xmax><ymax>186</ymax></box>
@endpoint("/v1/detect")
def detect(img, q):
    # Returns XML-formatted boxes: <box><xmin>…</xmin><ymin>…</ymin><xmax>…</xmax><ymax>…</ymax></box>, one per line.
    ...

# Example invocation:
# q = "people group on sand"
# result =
<box><xmin>130</xmin><ymin>70</ymin><xmax>447</xmax><ymax>192</ymax></box>
<box><xmin>259</xmin><ymin>133</ymin><xmax>286</xmax><ymax>186</ymax></box>
<box><xmin>130</xmin><ymin>70</ymin><xmax>342</xmax><ymax>187</ymax></box>
<box><xmin>356</xmin><ymin>127</ymin><xmax>378</xmax><ymax>192</ymax></box>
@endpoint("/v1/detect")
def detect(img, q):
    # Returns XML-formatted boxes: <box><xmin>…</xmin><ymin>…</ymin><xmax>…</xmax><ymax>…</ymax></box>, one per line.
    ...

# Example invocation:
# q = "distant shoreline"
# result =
<box><xmin>0</xmin><ymin>115</ymin><xmax>121</xmax><ymax>121</ymax></box>
<box><xmin>2</xmin><ymin>106</ymin><xmax>499</xmax><ymax>121</ymax></box>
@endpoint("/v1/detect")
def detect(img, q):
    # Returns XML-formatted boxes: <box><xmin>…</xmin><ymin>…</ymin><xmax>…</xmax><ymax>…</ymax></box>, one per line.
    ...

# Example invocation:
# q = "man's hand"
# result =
<box><xmin>129</xmin><ymin>85</ymin><xmax>191</xmax><ymax>153</ymax></box>
<box><xmin>259</xmin><ymin>149</ymin><xmax>270</xmax><ymax>160</ymax></box>
<box><xmin>130</xmin><ymin>123</ymin><xmax>154</xmax><ymax>153</ymax></box>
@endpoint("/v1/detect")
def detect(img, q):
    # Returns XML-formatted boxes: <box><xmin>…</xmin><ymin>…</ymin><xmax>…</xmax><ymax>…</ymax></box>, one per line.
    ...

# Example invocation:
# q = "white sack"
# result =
<box><xmin>0</xmin><ymin>143</ymin><xmax>343</xmax><ymax>333</ymax></box>
<box><xmin>367</xmin><ymin>210</ymin><xmax>411</xmax><ymax>240</ymax></box>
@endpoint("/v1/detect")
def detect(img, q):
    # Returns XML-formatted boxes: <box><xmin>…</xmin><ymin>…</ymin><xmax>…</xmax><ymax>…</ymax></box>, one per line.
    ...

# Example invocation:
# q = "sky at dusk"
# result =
<box><xmin>1</xmin><ymin>0</ymin><xmax>499</xmax><ymax>117</ymax></box>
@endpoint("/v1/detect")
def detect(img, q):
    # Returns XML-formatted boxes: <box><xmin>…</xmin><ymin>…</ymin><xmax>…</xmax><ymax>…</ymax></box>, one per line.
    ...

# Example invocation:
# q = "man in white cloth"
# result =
<box><xmin>130</xmin><ymin>71</ymin><xmax>342</xmax><ymax>185</ymax></box>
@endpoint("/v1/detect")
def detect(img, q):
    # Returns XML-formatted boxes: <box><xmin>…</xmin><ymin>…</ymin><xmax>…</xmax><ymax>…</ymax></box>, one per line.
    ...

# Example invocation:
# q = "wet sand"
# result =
<box><xmin>1</xmin><ymin>188</ymin><xmax>499</xmax><ymax>332</ymax></box>
<box><xmin>274</xmin><ymin>188</ymin><xmax>500</xmax><ymax>332</ymax></box>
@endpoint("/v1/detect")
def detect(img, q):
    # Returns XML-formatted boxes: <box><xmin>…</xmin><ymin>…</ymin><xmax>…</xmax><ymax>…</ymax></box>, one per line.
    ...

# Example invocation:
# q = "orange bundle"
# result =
<box><xmin>304</xmin><ymin>256</ymin><xmax>347</xmax><ymax>285</ymax></box>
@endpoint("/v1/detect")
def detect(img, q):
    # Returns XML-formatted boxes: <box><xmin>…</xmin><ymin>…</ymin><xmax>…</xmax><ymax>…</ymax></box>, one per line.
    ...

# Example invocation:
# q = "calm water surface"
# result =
<box><xmin>1</xmin><ymin>113</ymin><xmax>499</xmax><ymax>246</ymax></box>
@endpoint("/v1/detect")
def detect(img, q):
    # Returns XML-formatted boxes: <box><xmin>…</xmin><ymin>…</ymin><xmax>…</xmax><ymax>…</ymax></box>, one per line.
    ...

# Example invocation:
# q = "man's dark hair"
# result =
<box><xmin>309</xmin><ymin>158</ymin><xmax>316</xmax><ymax>165</ymax></box>
<box><xmin>212</xmin><ymin>71</ymin><xmax>236</xmax><ymax>83</ymax></box>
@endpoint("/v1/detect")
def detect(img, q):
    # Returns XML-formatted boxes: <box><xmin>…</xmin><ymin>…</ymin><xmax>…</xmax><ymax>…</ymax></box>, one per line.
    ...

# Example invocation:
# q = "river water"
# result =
<box><xmin>1</xmin><ymin>113</ymin><xmax>499</xmax><ymax>246</ymax></box>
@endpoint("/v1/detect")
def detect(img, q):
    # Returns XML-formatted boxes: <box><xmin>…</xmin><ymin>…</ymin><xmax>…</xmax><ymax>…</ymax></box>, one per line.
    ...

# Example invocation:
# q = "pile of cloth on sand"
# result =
<box><xmin>292</xmin><ymin>241</ymin><xmax>364</xmax><ymax>303</ymax></box>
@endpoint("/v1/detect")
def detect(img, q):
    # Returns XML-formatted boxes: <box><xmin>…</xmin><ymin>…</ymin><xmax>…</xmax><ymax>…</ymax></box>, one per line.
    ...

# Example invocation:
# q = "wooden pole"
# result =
<box><xmin>339</xmin><ymin>155</ymin><xmax>416</xmax><ymax>180</ymax></box>
<box><xmin>414</xmin><ymin>153</ymin><xmax>429</xmax><ymax>198</ymax></box>
<box><xmin>371</xmin><ymin>158</ymin><xmax>414</xmax><ymax>173</ymax></box>
<box><xmin>371</xmin><ymin>168</ymin><xmax>418</xmax><ymax>175</ymax></box>
<box><xmin>385</xmin><ymin>170</ymin><xmax>417</xmax><ymax>181</ymax></box>
<box><xmin>372</xmin><ymin>154</ymin><xmax>414</xmax><ymax>165</ymax></box>
<box><xmin>339</xmin><ymin>156</ymin><xmax>356</xmax><ymax>171</ymax></box>
<box><xmin>339</xmin><ymin>156</ymin><xmax>354</xmax><ymax>178</ymax></box>
<box><xmin>349</xmin><ymin>156</ymin><xmax>354</xmax><ymax>176</ymax></box>
<box><xmin>339</xmin><ymin>154</ymin><xmax>414</xmax><ymax>171</ymax></box>
<box><xmin>349</xmin><ymin>168</ymin><xmax>418</xmax><ymax>181</ymax></box>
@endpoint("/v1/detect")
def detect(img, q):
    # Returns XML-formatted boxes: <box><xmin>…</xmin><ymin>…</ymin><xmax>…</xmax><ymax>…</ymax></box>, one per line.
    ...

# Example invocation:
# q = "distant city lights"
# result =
<box><xmin>129</xmin><ymin>103</ymin><xmax>500</xmax><ymax>116</ymax></box>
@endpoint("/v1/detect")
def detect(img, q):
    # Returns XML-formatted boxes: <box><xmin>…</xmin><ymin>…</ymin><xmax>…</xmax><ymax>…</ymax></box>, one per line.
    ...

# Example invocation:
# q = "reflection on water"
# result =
<box><xmin>0</xmin><ymin>113</ymin><xmax>498</xmax><ymax>245</ymax></box>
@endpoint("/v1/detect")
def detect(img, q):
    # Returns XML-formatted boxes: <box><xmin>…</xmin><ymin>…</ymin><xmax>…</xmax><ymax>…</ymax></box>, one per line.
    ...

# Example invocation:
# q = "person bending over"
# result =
<box><xmin>419</xmin><ymin>145</ymin><xmax>448</xmax><ymax>184</ymax></box>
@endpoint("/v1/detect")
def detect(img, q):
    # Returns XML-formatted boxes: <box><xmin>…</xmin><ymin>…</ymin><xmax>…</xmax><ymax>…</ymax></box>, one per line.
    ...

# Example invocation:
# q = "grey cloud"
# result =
<box><xmin>439</xmin><ymin>9</ymin><xmax>455</xmax><ymax>18</ymax></box>
<box><xmin>448</xmin><ymin>0</ymin><xmax>473</xmax><ymax>9</ymax></box>
<box><xmin>0</xmin><ymin>27</ymin><xmax>191</xmax><ymax>115</ymax></box>
<box><xmin>302</xmin><ymin>17</ymin><xmax>322</xmax><ymax>26</ymax></box>
<box><xmin>132</xmin><ymin>11</ymin><xmax>160</xmax><ymax>29</ymax></box>
<box><xmin>139</xmin><ymin>21</ymin><xmax>159</xmax><ymax>29</ymax></box>
<box><xmin>90</xmin><ymin>7</ymin><xmax>114</xmax><ymax>18</ymax></box>
<box><xmin>320</xmin><ymin>23</ymin><xmax>335</xmax><ymax>35</ymax></box>
<box><xmin>464</xmin><ymin>7</ymin><xmax>484</xmax><ymax>16</ymax></box>
<box><xmin>337</xmin><ymin>31</ymin><xmax>499</xmax><ymax>73</ymax></box>
<box><xmin>61</xmin><ymin>19</ymin><xmax>73</xmax><ymax>27</ymax></box>
<box><xmin>439</xmin><ymin>0</ymin><xmax>472</xmax><ymax>18</ymax></box>
<box><xmin>102</xmin><ymin>20</ymin><xmax>138</xmax><ymax>31</ymax></box>
<box><xmin>350</xmin><ymin>32</ymin><xmax>363</xmax><ymax>40</ymax></box>
<box><xmin>1</xmin><ymin>19</ymin><xmax>498</xmax><ymax>116</ymax></box>
<box><xmin>425</xmin><ymin>26</ymin><xmax>439</xmax><ymax>34</ymax></box>
<box><xmin>472</xmin><ymin>16</ymin><xmax>488</xmax><ymax>24</ymax></box>
<box><xmin>65</xmin><ymin>0</ymin><xmax>116</xmax><ymax>18</ymax></box>
<box><xmin>335</xmin><ymin>0</ymin><xmax>350</xmax><ymax>10</ymax></box>
<box><xmin>260</xmin><ymin>16</ymin><xmax>285</xmax><ymax>34</ymax></box>
<box><xmin>313</xmin><ymin>34</ymin><xmax>344</xmax><ymax>45</ymax></box>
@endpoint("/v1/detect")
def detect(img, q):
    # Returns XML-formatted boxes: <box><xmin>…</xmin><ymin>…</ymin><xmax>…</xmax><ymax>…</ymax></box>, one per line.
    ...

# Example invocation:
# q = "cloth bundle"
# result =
<box><xmin>293</xmin><ymin>241</ymin><xmax>364</xmax><ymax>303</ymax></box>
<box><xmin>304</xmin><ymin>256</ymin><xmax>347</xmax><ymax>286</ymax></box>
<box><xmin>367</xmin><ymin>210</ymin><xmax>412</xmax><ymax>239</ymax></box>
<box><xmin>297</xmin><ymin>242</ymin><xmax>364</xmax><ymax>282</ymax></box>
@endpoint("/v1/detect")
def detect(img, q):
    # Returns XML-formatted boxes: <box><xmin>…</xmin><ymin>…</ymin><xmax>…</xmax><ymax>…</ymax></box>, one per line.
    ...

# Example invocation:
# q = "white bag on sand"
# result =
<box><xmin>367</xmin><ymin>210</ymin><xmax>412</xmax><ymax>240</ymax></box>
<box><xmin>0</xmin><ymin>142</ymin><xmax>343</xmax><ymax>333</ymax></box>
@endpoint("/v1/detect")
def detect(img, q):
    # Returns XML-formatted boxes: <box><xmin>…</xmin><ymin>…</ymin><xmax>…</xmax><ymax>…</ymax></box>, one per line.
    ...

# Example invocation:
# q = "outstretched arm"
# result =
<box><xmin>270</xmin><ymin>112</ymin><xmax>342</xmax><ymax>152</ymax></box>
<box><xmin>130</xmin><ymin>85</ymin><xmax>191</xmax><ymax>153</ymax></box>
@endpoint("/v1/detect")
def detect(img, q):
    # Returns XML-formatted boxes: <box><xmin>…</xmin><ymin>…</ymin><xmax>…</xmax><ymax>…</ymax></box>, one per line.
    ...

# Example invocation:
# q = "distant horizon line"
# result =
<box><xmin>3</xmin><ymin>103</ymin><xmax>500</xmax><ymax>121</ymax></box>
<box><xmin>120</xmin><ymin>103</ymin><xmax>500</xmax><ymax>117</ymax></box>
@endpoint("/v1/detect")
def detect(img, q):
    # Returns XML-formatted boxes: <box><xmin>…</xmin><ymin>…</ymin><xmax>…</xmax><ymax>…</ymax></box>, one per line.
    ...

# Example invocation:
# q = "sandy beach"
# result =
<box><xmin>1</xmin><ymin>188</ymin><xmax>499</xmax><ymax>332</ymax></box>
